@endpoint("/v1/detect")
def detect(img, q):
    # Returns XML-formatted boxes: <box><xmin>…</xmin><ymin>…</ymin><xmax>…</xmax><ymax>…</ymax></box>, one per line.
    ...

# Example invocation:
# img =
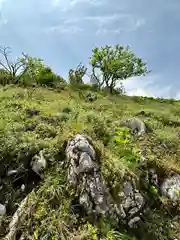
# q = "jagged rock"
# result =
<box><xmin>0</xmin><ymin>203</ymin><xmax>6</xmax><ymax>216</ymax></box>
<box><xmin>66</xmin><ymin>134</ymin><xmax>146</xmax><ymax>229</ymax></box>
<box><xmin>65</xmin><ymin>134</ymin><xmax>124</xmax><ymax>222</ymax></box>
<box><xmin>148</xmin><ymin>169</ymin><xmax>158</xmax><ymax>187</ymax></box>
<box><xmin>122</xmin><ymin>192</ymin><xmax>144</xmax><ymax>216</ymax></box>
<box><xmin>128</xmin><ymin>216</ymin><xmax>141</xmax><ymax>228</ymax></box>
<box><xmin>161</xmin><ymin>174</ymin><xmax>180</xmax><ymax>200</ymax></box>
<box><xmin>123</xmin><ymin>181</ymin><xmax>133</xmax><ymax>197</ymax></box>
<box><xmin>122</xmin><ymin>118</ymin><xmax>147</xmax><ymax>136</ymax></box>
<box><xmin>120</xmin><ymin>181</ymin><xmax>144</xmax><ymax>228</ymax></box>
<box><xmin>138</xmin><ymin>150</ymin><xmax>148</xmax><ymax>164</ymax></box>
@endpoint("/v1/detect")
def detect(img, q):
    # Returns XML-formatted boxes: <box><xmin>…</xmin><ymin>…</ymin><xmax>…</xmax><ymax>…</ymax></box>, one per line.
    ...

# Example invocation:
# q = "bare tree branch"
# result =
<box><xmin>0</xmin><ymin>46</ymin><xmax>13</xmax><ymax>73</ymax></box>
<box><xmin>0</xmin><ymin>46</ymin><xmax>29</xmax><ymax>84</ymax></box>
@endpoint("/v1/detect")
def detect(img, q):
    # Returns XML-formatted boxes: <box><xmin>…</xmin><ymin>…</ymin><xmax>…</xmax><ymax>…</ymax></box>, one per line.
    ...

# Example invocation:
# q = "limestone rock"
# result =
<box><xmin>122</xmin><ymin>117</ymin><xmax>149</xmax><ymax>136</ymax></box>
<box><xmin>31</xmin><ymin>150</ymin><xmax>47</xmax><ymax>179</ymax></box>
<box><xmin>65</xmin><ymin>134</ymin><xmax>124</xmax><ymax>222</ymax></box>
<box><xmin>128</xmin><ymin>216</ymin><xmax>141</xmax><ymax>228</ymax></box>
<box><xmin>121</xmin><ymin>181</ymin><xmax>144</xmax><ymax>228</ymax></box>
<box><xmin>161</xmin><ymin>174</ymin><xmax>180</xmax><ymax>200</ymax></box>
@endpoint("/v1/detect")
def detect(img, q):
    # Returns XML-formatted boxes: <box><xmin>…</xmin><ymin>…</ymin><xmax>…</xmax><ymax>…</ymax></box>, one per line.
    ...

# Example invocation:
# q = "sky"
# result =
<box><xmin>0</xmin><ymin>0</ymin><xmax>180</xmax><ymax>98</ymax></box>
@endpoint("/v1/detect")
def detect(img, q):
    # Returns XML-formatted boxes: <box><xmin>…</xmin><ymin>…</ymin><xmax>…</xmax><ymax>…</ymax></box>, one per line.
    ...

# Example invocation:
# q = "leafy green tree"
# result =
<box><xmin>69</xmin><ymin>63</ymin><xmax>87</xmax><ymax>86</ymax></box>
<box><xmin>19</xmin><ymin>54</ymin><xmax>65</xmax><ymax>86</ymax></box>
<box><xmin>0</xmin><ymin>47</ymin><xmax>44</xmax><ymax>85</ymax></box>
<box><xmin>36</xmin><ymin>66</ymin><xmax>65</xmax><ymax>86</ymax></box>
<box><xmin>18</xmin><ymin>54</ymin><xmax>45</xmax><ymax>85</ymax></box>
<box><xmin>0</xmin><ymin>46</ymin><xmax>65</xmax><ymax>87</ymax></box>
<box><xmin>90</xmin><ymin>44</ymin><xmax>150</xmax><ymax>93</ymax></box>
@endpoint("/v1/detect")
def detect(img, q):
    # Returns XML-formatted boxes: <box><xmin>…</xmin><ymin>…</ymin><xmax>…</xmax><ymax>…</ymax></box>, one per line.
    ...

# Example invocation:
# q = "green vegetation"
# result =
<box><xmin>68</xmin><ymin>63</ymin><xmax>87</xmax><ymax>86</ymax></box>
<box><xmin>0</xmin><ymin>46</ymin><xmax>66</xmax><ymax>87</ymax></box>
<box><xmin>0</xmin><ymin>85</ymin><xmax>180</xmax><ymax>239</ymax></box>
<box><xmin>90</xmin><ymin>44</ymin><xmax>150</xmax><ymax>93</ymax></box>
<box><xmin>0</xmin><ymin>44</ymin><xmax>180</xmax><ymax>240</ymax></box>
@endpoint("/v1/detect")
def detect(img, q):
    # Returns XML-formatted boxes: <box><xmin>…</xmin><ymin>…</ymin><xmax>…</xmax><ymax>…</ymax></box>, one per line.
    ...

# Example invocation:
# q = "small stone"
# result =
<box><xmin>31</xmin><ymin>151</ymin><xmax>47</xmax><ymax>176</ymax></box>
<box><xmin>0</xmin><ymin>204</ymin><xmax>6</xmax><ymax>216</ymax></box>
<box><xmin>128</xmin><ymin>207</ymin><xmax>139</xmax><ymax>217</ymax></box>
<box><xmin>128</xmin><ymin>216</ymin><xmax>141</xmax><ymax>228</ymax></box>
<box><xmin>21</xmin><ymin>184</ymin><xmax>25</xmax><ymax>192</ymax></box>
<box><xmin>123</xmin><ymin>181</ymin><xmax>133</xmax><ymax>196</ymax></box>
<box><xmin>7</xmin><ymin>169</ymin><xmax>18</xmax><ymax>176</ymax></box>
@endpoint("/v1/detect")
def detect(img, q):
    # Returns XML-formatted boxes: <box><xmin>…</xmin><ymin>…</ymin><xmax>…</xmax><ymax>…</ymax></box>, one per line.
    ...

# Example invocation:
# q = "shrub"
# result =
<box><xmin>0</xmin><ymin>69</ymin><xmax>14</xmax><ymax>86</ymax></box>
<box><xmin>69</xmin><ymin>63</ymin><xmax>87</xmax><ymax>86</ymax></box>
<box><xmin>36</xmin><ymin>67</ymin><xmax>65</xmax><ymax>87</ymax></box>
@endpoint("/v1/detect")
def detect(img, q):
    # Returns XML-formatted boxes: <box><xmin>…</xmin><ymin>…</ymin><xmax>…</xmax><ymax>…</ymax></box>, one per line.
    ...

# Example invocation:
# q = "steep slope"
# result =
<box><xmin>0</xmin><ymin>85</ymin><xmax>180</xmax><ymax>239</ymax></box>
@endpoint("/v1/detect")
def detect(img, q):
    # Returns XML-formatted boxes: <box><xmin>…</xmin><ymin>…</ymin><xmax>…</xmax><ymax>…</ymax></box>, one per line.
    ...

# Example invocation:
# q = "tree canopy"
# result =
<box><xmin>0</xmin><ymin>46</ymin><xmax>65</xmax><ymax>86</ymax></box>
<box><xmin>90</xmin><ymin>44</ymin><xmax>150</xmax><ymax>93</ymax></box>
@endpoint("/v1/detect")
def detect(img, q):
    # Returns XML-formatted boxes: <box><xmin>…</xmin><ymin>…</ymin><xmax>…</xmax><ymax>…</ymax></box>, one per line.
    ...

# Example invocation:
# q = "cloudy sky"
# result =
<box><xmin>0</xmin><ymin>0</ymin><xmax>180</xmax><ymax>98</ymax></box>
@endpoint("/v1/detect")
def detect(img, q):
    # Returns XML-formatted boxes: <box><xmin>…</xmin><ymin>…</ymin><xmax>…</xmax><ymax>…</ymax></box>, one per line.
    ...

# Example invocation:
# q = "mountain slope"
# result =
<box><xmin>0</xmin><ymin>85</ymin><xmax>180</xmax><ymax>240</ymax></box>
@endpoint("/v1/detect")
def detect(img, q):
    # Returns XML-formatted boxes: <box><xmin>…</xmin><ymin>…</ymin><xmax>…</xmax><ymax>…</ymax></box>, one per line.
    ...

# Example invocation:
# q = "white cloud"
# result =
<box><xmin>175</xmin><ymin>92</ymin><xmax>180</xmax><ymax>100</ymax></box>
<box><xmin>51</xmin><ymin>0</ymin><xmax>104</xmax><ymax>11</ymax></box>
<box><xmin>70</xmin><ymin>0</ymin><xmax>102</xmax><ymax>6</ymax></box>
<box><xmin>95</xmin><ymin>17</ymin><xmax>146</xmax><ymax>35</ymax></box>
<box><xmin>64</xmin><ymin>13</ymin><xmax>128</xmax><ymax>25</ymax></box>
<box><xmin>45</xmin><ymin>8</ymin><xmax>146</xmax><ymax>36</ymax></box>
<box><xmin>45</xmin><ymin>25</ymin><xmax>83</xmax><ymax>34</ymax></box>
<box><xmin>123</xmin><ymin>74</ymin><xmax>172</xmax><ymax>98</ymax></box>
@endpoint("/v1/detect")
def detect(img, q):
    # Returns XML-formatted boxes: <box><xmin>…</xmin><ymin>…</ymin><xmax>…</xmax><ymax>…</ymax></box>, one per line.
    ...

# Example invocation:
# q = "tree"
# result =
<box><xmin>90</xmin><ymin>44</ymin><xmax>150</xmax><ymax>93</ymax></box>
<box><xmin>0</xmin><ymin>47</ymin><xmax>42</xmax><ymax>84</ymax></box>
<box><xmin>0</xmin><ymin>68</ymin><xmax>11</xmax><ymax>85</ymax></box>
<box><xmin>18</xmin><ymin>54</ymin><xmax>45</xmax><ymax>85</ymax></box>
<box><xmin>0</xmin><ymin>45</ymin><xmax>65</xmax><ymax>87</ymax></box>
<box><xmin>69</xmin><ymin>63</ymin><xmax>87</xmax><ymax>86</ymax></box>
<box><xmin>0</xmin><ymin>46</ymin><xmax>25</xmax><ymax>83</ymax></box>
<box><xmin>36</xmin><ymin>66</ymin><xmax>65</xmax><ymax>86</ymax></box>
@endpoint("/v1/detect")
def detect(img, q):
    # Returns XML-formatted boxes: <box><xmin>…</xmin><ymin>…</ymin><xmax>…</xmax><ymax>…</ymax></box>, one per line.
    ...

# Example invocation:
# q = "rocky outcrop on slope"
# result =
<box><xmin>65</xmin><ymin>134</ymin><xmax>145</xmax><ymax>229</ymax></box>
<box><xmin>1</xmin><ymin>132</ymin><xmax>180</xmax><ymax>240</ymax></box>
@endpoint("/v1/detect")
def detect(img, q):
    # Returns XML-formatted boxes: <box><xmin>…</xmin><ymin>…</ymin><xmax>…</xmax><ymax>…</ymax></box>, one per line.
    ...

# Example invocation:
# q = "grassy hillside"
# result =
<box><xmin>0</xmin><ymin>85</ymin><xmax>180</xmax><ymax>239</ymax></box>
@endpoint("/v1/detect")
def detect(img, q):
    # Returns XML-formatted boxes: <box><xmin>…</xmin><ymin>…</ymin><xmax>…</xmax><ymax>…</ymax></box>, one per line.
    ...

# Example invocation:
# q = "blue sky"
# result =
<box><xmin>0</xmin><ymin>0</ymin><xmax>180</xmax><ymax>98</ymax></box>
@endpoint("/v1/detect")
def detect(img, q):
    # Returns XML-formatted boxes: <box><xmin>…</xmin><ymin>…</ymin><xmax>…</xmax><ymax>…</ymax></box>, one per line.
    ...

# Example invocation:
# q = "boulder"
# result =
<box><xmin>66</xmin><ymin>134</ymin><xmax>125</xmax><ymax>222</ymax></box>
<box><xmin>122</xmin><ymin>118</ymin><xmax>147</xmax><ymax>136</ymax></box>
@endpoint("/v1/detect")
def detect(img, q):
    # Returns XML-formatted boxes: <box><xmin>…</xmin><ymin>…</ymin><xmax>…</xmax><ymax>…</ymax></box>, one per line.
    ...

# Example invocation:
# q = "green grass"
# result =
<box><xmin>1</xmin><ymin>85</ymin><xmax>180</xmax><ymax>239</ymax></box>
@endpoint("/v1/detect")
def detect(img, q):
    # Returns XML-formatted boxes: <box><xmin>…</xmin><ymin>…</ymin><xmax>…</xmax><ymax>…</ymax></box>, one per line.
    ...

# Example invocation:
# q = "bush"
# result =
<box><xmin>69</xmin><ymin>63</ymin><xmax>87</xmax><ymax>86</ymax></box>
<box><xmin>0</xmin><ymin>69</ymin><xmax>14</xmax><ymax>86</ymax></box>
<box><xmin>36</xmin><ymin>67</ymin><xmax>65</xmax><ymax>87</ymax></box>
